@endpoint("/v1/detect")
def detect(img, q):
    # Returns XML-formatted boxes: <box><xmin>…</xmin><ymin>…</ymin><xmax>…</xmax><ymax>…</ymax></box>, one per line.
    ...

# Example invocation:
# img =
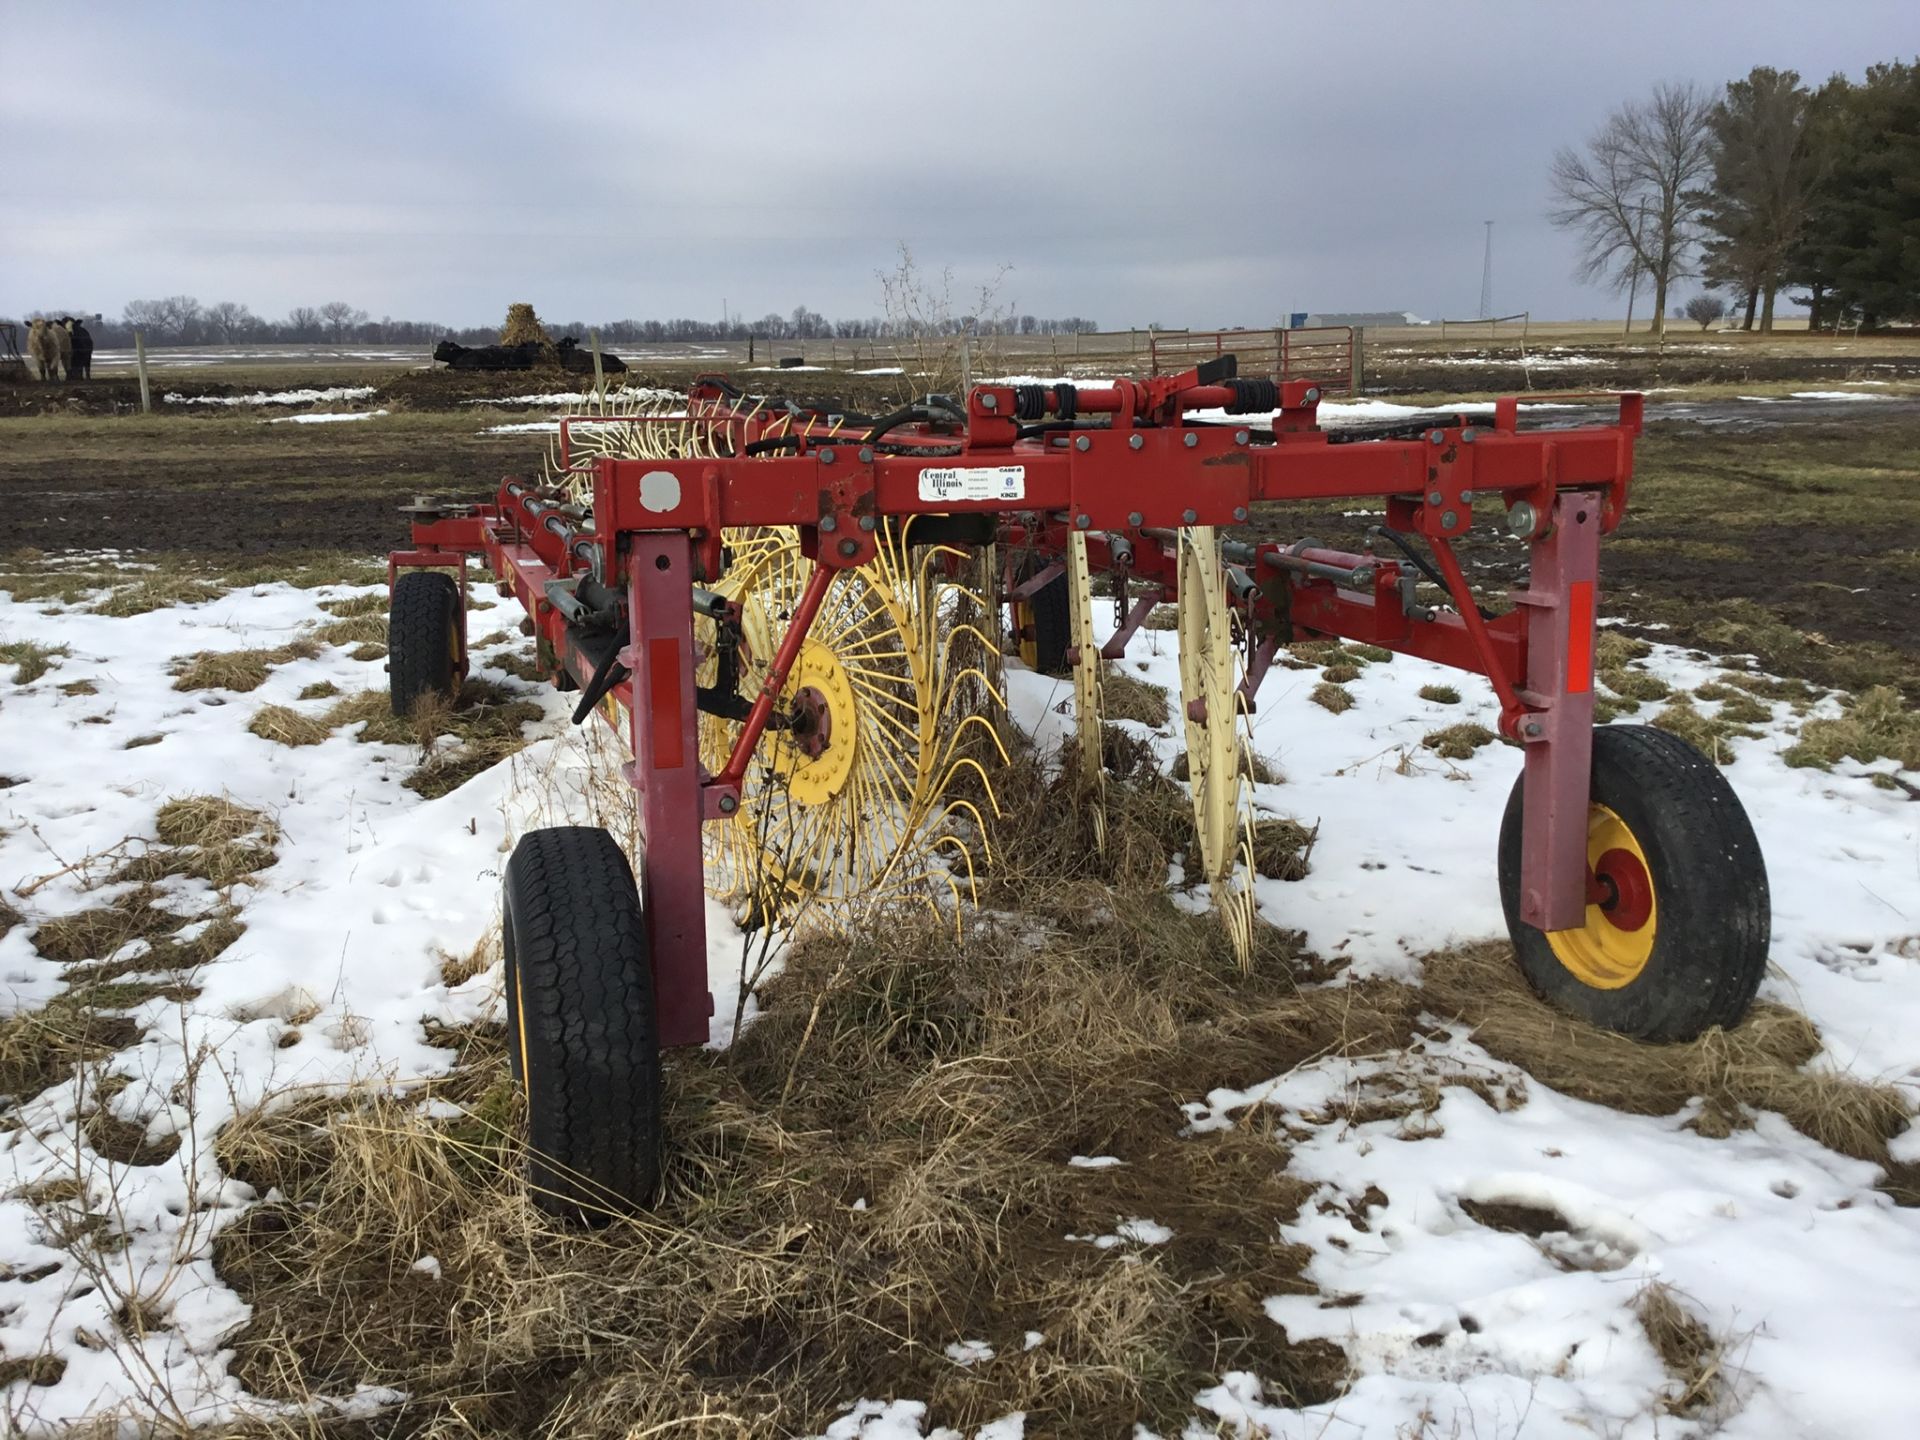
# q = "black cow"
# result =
<box><xmin>68</xmin><ymin>319</ymin><xmax>93</xmax><ymax>380</ymax></box>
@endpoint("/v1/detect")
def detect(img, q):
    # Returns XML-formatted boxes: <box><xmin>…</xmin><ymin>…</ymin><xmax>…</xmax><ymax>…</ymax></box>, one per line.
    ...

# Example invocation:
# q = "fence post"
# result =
<box><xmin>134</xmin><ymin>330</ymin><xmax>151</xmax><ymax>414</ymax></box>
<box><xmin>1349</xmin><ymin>327</ymin><xmax>1364</xmax><ymax>395</ymax></box>
<box><xmin>588</xmin><ymin>328</ymin><xmax>605</xmax><ymax>398</ymax></box>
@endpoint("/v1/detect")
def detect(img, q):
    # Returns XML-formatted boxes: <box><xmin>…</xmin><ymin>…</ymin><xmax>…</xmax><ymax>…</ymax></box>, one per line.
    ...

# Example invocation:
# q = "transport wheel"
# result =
<box><xmin>1011</xmin><ymin>551</ymin><xmax>1071</xmax><ymax>675</ymax></box>
<box><xmin>387</xmin><ymin>570</ymin><xmax>463</xmax><ymax>717</ymax></box>
<box><xmin>1497</xmin><ymin>725</ymin><xmax>1770</xmax><ymax>1042</ymax></box>
<box><xmin>1065</xmin><ymin>530</ymin><xmax>1107</xmax><ymax>850</ymax></box>
<box><xmin>502</xmin><ymin>825</ymin><xmax>662</xmax><ymax>1217</ymax></box>
<box><xmin>697</xmin><ymin>524</ymin><xmax>1005</xmax><ymax>928</ymax></box>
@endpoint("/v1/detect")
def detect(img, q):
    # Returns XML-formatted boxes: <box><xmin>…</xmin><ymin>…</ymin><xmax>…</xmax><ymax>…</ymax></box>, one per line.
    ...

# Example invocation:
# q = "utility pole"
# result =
<box><xmin>1478</xmin><ymin>220</ymin><xmax>1494</xmax><ymax>320</ymax></box>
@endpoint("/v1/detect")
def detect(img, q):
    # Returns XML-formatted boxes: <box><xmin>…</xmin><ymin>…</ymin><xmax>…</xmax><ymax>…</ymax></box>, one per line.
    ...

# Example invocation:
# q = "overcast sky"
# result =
<box><xmin>6</xmin><ymin>2</ymin><xmax>1913</xmax><ymax>331</ymax></box>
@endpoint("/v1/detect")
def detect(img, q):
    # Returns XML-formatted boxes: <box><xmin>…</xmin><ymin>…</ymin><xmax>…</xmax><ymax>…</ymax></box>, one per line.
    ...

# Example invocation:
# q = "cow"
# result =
<box><xmin>68</xmin><ymin>319</ymin><xmax>93</xmax><ymax>380</ymax></box>
<box><xmin>26</xmin><ymin>318</ymin><xmax>63</xmax><ymax>382</ymax></box>
<box><xmin>53</xmin><ymin>319</ymin><xmax>73</xmax><ymax>378</ymax></box>
<box><xmin>432</xmin><ymin>337</ymin><xmax>628</xmax><ymax>373</ymax></box>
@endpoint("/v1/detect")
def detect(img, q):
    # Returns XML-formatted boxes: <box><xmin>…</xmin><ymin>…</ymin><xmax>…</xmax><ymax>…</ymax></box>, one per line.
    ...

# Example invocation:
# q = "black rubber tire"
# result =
<box><xmin>387</xmin><ymin>571</ymin><xmax>463</xmax><ymax>717</ymax></box>
<box><xmin>1498</xmin><ymin>725</ymin><xmax>1770</xmax><ymax>1042</ymax></box>
<box><xmin>502</xmin><ymin>826</ymin><xmax>663</xmax><ymax>1217</ymax></box>
<box><xmin>1011</xmin><ymin>553</ymin><xmax>1070</xmax><ymax>676</ymax></box>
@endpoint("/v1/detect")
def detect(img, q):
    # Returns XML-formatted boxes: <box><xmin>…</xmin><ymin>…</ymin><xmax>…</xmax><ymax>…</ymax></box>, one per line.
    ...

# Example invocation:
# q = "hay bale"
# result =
<box><xmin>499</xmin><ymin>303</ymin><xmax>550</xmax><ymax>347</ymax></box>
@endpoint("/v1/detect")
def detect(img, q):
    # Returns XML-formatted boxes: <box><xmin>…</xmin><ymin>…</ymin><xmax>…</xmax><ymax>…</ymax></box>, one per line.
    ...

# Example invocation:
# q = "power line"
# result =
<box><xmin>1478</xmin><ymin>220</ymin><xmax>1494</xmax><ymax>321</ymax></box>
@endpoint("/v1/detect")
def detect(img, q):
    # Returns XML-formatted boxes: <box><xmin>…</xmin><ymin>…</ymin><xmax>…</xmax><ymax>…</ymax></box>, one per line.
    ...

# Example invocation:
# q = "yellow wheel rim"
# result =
<box><xmin>768</xmin><ymin>638</ymin><xmax>859</xmax><ymax>806</ymax></box>
<box><xmin>1547</xmin><ymin>804</ymin><xmax>1658</xmax><ymax>989</ymax></box>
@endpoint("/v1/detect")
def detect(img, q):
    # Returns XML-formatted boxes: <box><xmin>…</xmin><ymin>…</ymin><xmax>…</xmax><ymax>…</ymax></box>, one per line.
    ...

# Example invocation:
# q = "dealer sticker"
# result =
<box><xmin>918</xmin><ymin>464</ymin><xmax>1025</xmax><ymax>504</ymax></box>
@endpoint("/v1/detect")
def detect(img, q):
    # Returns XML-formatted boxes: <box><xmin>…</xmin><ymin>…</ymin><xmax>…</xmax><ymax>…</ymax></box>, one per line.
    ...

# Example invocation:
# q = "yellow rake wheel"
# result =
<box><xmin>699</xmin><ymin>524</ymin><xmax>1007</xmax><ymax>931</ymax></box>
<box><xmin>1176</xmin><ymin>526</ymin><xmax>1258</xmax><ymax>966</ymax></box>
<box><xmin>1065</xmin><ymin>530</ymin><xmax>1107</xmax><ymax>852</ymax></box>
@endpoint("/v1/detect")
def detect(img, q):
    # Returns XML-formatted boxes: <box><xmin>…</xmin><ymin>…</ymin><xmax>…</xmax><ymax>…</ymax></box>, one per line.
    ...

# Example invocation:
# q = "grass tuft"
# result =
<box><xmin>1103</xmin><ymin>668</ymin><xmax>1170</xmax><ymax>727</ymax></box>
<box><xmin>171</xmin><ymin>637</ymin><xmax>323</xmax><ymax>693</ymax></box>
<box><xmin>1651</xmin><ymin>695</ymin><xmax>1759</xmax><ymax>764</ymax></box>
<box><xmin>297</xmin><ymin>680</ymin><xmax>340</xmax><ymax>701</ymax></box>
<box><xmin>1599</xmin><ymin>667</ymin><xmax>1672</xmax><ymax>703</ymax></box>
<box><xmin>1422</xmin><ymin>723</ymin><xmax>1496</xmax><ymax>760</ymax></box>
<box><xmin>1</xmin><ymin>639</ymin><xmax>69</xmax><ymax>685</ymax></box>
<box><xmin>1309</xmin><ymin>682</ymin><xmax>1354</xmax><ymax>715</ymax></box>
<box><xmin>1636</xmin><ymin>1282</ymin><xmax>1724</xmax><ymax>1416</ymax></box>
<box><xmin>1784</xmin><ymin>686</ymin><xmax>1920</xmax><ymax>772</ymax></box>
<box><xmin>1418</xmin><ymin>684</ymin><xmax>1460</xmax><ymax>705</ymax></box>
<box><xmin>1252</xmin><ymin>818</ymin><xmax>1317</xmax><ymax>880</ymax></box>
<box><xmin>249</xmin><ymin>705</ymin><xmax>330</xmax><ymax>747</ymax></box>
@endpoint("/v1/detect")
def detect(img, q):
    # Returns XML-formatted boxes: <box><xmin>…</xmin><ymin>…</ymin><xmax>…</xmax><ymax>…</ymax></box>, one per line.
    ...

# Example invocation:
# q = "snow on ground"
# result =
<box><xmin>458</xmin><ymin>387</ymin><xmax>682</xmax><ymax>406</ymax></box>
<box><xmin>481</xmin><ymin>420</ymin><xmax>562</xmax><ymax>434</ymax></box>
<box><xmin>263</xmin><ymin>409</ymin><xmax>389</xmax><ymax>425</ymax></box>
<box><xmin>164</xmin><ymin>387</ymin><xmax>378</xmax><ymax>408</ymax></box>
<box><xmin>0</xmin><ymin>580</ymin><xmax>748</xmax><ymax>1431</ymax></box>
<box><xmin>2</xmin><ymin>567</ymin><xmax>1917</xmax><ymax>1436</ymax></box>
<box><xmin>993</xmin><ymin>610</ymin><xmax>1920</xmax><ymax>1440</ymax></box>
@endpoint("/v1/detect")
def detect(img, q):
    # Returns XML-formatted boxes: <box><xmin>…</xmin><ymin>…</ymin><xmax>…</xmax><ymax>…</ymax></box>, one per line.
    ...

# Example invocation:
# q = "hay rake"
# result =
<box><xmin>390</xmin><ymin>362</ymin><xmax>1770</xmax><ymax>1214</ymax></box>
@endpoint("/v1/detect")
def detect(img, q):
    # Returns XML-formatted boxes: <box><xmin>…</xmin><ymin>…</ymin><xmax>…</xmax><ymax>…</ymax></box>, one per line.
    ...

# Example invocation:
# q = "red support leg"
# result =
<box><xmin>624</xmin><ymin>535</ymin><xmax>713</xmax><ymax>1048</ymax></box>
<box><xmin>1514</xmin><ymin>492</ymin><xmax>1602</xmax><ymax>932</ymax></box>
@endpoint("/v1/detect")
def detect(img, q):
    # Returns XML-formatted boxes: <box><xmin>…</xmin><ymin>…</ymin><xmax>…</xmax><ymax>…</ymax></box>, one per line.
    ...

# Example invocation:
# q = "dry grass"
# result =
<box><xmin>1</xmin><ymin>639</ymin><xmax>68</xmax><ymax>685</ymax></box>
<box><xmin>317</xmin><ymin>593</ymin><xmax>388</xmax><ymax>618</ymax></box>
<box><xmin>1422</xmin><ymin>944</ymin><xmax>1913</xmax><ymax>1181</ymax></box>
<box><xmin>1320</xmin><ymin>663</ymin><xmax>1360</xmax><ymax>684</ymax></box>
<box><xmin>1102</xmin><ymin>667</ymin><xmax>1170</xmax><ymax>727</ymax></box>
<box><xmin>247</xmin><ymin>705</ymin><xmax>329</xmax><ymax>748</ymax></box>
<box><xmin>1252</xmin><ymin>818</ymin><xmax>1317</xmax><ymax>881</ymax></box>
<box><xmin>1599</xmin><ymin>667</ymin><xmax>1673</xmax><ymax>703</ymax></box>
<box><xmin>296</xmin><ymin>680</ymin><xmax>339</xmax><ymax>701</ymax></box>
<box><xmin>1651</xmin><ymin>696</ymin><xmax>1759</xmax><ymax>764</ymax></box>
<box><xmin>1636</xmin><ymin>1282</ymin><xmax>1726</xmax><ymax>1417</ymax></box>
<box><xmin>1422</xmin><ymin>723</ymin><xmax>1496</xmax><ymax>760</ymax></box>
<box><xmin>1417</xmin><ymin>684</ymin><xmax>1460</xmax><ymax>705</ymax></box>
<box><xmin>89</xmin><ymin>575</ymin><xmax>226</xmax><ymax>617</ymax></box>
<box><xmin>314</xmin><ymin>612</ymin><xmax>388</xmax><ymax>647</ymax></box>
<box><xmin>171</xmin><ymin>638</ymin><xmax>322</xmax><ymax>694</ymax></box>
<box><xmin>1785</xmin><ymin>686</ymin><xmax>1920</xmax><ymax>772</ymax></box>
<box><xmin>1595</xmin><ymin>631</ymin><xmax>1652</xmax><ymax>669</ymax></box>
<box><xmin>1309</xmin><ymin>682</ymin><xmax>1353</xmax><ymax>715</ymax></box>
<box><xmin>207</xmin><ymin>754</ymin><xmax>1396</xmax><ymax>1437</ymax></box>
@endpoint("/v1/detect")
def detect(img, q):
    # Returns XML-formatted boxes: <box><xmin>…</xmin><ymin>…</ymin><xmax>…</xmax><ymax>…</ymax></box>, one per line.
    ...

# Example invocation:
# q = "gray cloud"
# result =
<box><xmin>6</xmin><ymin>1</ymin><xmax>1912</xmax><ymax>327</ymax></box>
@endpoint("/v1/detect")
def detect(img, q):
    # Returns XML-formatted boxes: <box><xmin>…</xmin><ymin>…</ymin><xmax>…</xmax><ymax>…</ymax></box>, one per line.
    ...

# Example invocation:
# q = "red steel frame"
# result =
<box><xmin>393</xmin><ymin>370</ymin><xmax>1641</xmax><ymax>1048</ymax></box>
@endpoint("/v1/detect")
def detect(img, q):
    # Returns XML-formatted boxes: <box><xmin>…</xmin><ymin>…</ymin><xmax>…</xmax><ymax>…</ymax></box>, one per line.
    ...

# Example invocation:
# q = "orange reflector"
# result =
<box><xmin>1566</xmin><ymin>580</ymin><xmax>1595</xmax><ymax>694</ymax></box>
<box><xmin>649</xmin><ymin>638</ymin><xmax>685</xmax><ymax>768</ymax></box>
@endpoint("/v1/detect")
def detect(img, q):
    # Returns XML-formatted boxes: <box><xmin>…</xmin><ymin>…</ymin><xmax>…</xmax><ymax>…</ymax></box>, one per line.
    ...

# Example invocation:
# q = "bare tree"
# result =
<box><xmin>318</xmin><ymin>301</ymin><xmax>368</xmax><ymax>343</ymax></box>
<box><xmin>284</xmin><ymin>306</ymin><xmax>322</xmax><ymax>342</ymax></box>
<box><xmin>1550</xmin><ymin>82</ymin><xmax>1716</xmax><ymax>336</ymax></box>
<box><xmin>205</xmin><ymin>301</ymin><xmax>260</xmax><ymax>343</ymax></box>
<box><xmin>1683</xmin><ymin>292</ymin><xmax>1729</xmax><ymax>330</ymax></box>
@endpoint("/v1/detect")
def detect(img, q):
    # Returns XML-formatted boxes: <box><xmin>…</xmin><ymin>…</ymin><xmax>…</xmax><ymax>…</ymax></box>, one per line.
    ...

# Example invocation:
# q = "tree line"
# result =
<box><xmin>1550</xmin><ymin>59</ymin><xmax>1919</xmax><ymax>334</ymax></box>
<box><xmin>39</xmin><ymin>300</ymin><xmax>1102</xmax><ymax>351</ymax></box>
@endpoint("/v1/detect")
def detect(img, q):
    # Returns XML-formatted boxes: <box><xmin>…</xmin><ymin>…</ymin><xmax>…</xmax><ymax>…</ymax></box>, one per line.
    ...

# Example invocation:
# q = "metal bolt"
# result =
<box><xmin>981</xmin><ymin>392</ymin><xmax>997</xmax><ymax>408</ymax></box>
<box><xmin>1075</xmin><ymin>435</ymin><xmax>1091</xmax><ymax>452</ymax></box>
<box><xmin>820</xmin><ymin>447</ymin><xmax>835</xmax><ymax>464</ymax></box>
<box><xmin>1234</xmin><ymin>429</ymin><xmax>1250</xmax><ymax>445</ymax></box>
<box><xmin>1128</xmin><ymin>511</ymin><xmax>1144</xmax><ymax>527</ymax></box>
<box><xmin>1461</xmin><ymin>427</ymin><xmax>1477</xmax><ymax>444</ymax></box>
<box><xmin>859</xmin><ymin>446</ymin><xmax>874</xmax><ymax>463</ymax></box>
<box><xmin>1428</xmin><ymin>490</ymin><xmax>1444</xmax><ymax>505</ymax></box>
<box><xmin>718</xmin><ymin>793</ymin><xmax>738</xmax><ymax>814</ymax></box>
<box><xmin>1076</xmin><ymin>513</ymin><xmax>1092</xmax><ymax>529</ymax></box>
<box><xmin>1430</xmin><ymin>431</ymin><xmax>1445</xmax><ymax>445</ymax></box>
<box><xmin>838</xmin><ymin>538</ymin><xmax>859</xmax><ymax>557</ymax></box>
<box><xmin>1304</xmin><ymin>386</ymin><xmax>1321</xmax><ymax>404</ymax></box>
<box><xmin>858</xmin><ymin>515</ymin><xmax>877</xmax><ymax>532</ymax></box>
<box><xmin>1184</xmin><ymin>432</ymin><xmax>1199</xmax><ymax>447</ymax></box>
<box><xmin>1183</xmin><ymin>508</ymin><xmax>1198</xmax><ymax>524</ymax></box>
<box><xmin>1523</xmin><ymin>721</ymin><xmax>1544</xmax><ymax>738</ymax></box>
<box><xmin>1441</xmin><ymin>509</ymin><xmax>1459</xmax><ymax>528</ymax></box>
<box><xmin>1128</xmin><ymin>433</ymin><xmax>1144</xmax><ymax>450</ymax></box>
<box><xmin>1233</xmin><ymin>506</ymin><xmax>1249</xmax><ymax>522</ymax></box>
<box><xmin>1507</xmin><ymin>500</ymin><xmax>1537</xmax><ymax>537</ymax></box>
<box><xmin>819</xmin><ymin>514</ymin><xmax>837</xmax><ymax>532</ymax></box>
<box><xmin>1459</xmin><ymin>490</ymin><xmax>1475</xmax><ymax>503</ymax></box>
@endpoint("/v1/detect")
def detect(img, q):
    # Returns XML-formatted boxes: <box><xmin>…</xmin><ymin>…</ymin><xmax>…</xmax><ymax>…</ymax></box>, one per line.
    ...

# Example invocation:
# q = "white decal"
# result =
<box><xmin>638</xmin><ymin>469</ymin><xmax>682</xmax><ymax>513</ymax></box>
<box><xmin>918</xmin><ymin>464</ymin><xmax>1025</xmax><ymax>504</ymax></box>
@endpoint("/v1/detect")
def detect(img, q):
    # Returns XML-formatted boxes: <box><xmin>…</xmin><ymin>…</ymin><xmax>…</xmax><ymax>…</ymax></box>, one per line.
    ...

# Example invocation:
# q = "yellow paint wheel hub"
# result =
<box><xmin>770</xmin><ymin>639</ymin><xmax>859</xmax><ymax>806</ymax></box>
<box><xmin>1547</xmin><ymin>804</ymin><xmax>1658</xmax><ymax>989</ymax></box>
